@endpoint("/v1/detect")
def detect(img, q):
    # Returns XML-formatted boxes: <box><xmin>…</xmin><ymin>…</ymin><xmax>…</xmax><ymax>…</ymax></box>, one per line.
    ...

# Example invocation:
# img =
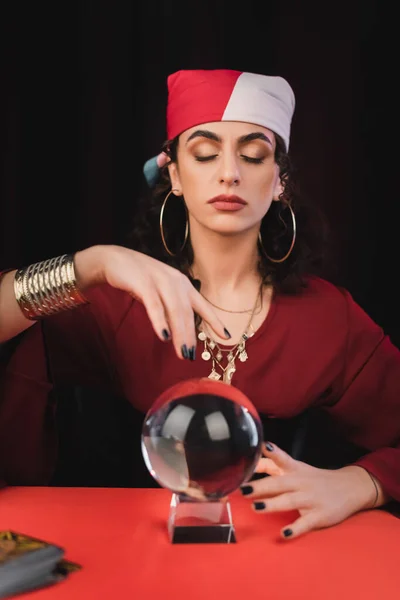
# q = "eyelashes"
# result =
<box><xmin>241</xmin><ymin>156</ymin><xmax>264</xmax><ymax>164</ymax></box>
<box><xmin>194</xmin><ymin>155</ymin><xmax>264</xmax><ymax>164</ymax></box>
<box><xmin>194</xmin><ymin>155</ymin><xmax>218</xmax><ymax>162</ymax></box>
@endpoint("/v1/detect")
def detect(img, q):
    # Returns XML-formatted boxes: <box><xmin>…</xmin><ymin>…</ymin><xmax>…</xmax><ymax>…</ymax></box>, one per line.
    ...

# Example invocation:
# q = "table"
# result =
<box><xmin>0</xmin><ymin>486</ymin><xmax>399</xmax><ymax>599</ymax></box>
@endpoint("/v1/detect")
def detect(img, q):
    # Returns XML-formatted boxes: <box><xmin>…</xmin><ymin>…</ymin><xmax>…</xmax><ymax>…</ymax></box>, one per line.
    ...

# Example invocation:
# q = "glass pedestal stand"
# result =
<box><xmin>168</xmin><ymin>493</ymin><xmax>236</xmax><ymax>544</ymax></box>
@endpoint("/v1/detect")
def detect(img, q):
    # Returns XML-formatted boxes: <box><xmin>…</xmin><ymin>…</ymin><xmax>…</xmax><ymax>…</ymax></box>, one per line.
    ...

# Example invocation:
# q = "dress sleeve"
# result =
<box><xmin>0</xmin><ymin>282</ymin><xmax>134</xmax><ymax>485</ymax></box>
<box><xmin>323</xmin><ymin>288</ymin><xmax>400</xmax><ymax>502</ymax></box>
<box><xmin>2</xmin><ymin>283</ymin><xmax>133</xmax><ymax>391</ymax></box>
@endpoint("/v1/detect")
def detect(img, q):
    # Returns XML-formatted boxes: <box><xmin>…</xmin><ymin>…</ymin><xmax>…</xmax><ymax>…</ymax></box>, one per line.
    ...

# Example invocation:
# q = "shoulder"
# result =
<box><xmin>289</xmin><ymin>275</ymin><xmax>384</xmax><ymax>339</ymax></box>
<box><xmin>281</xmin><ymin>275</ymin><xmax>350</xmax><ymax>313</ymax></box>
<box><xmin>276</xmin><ymin>274</ymin><xmax>380</xmax><ymax>335</ymax></box>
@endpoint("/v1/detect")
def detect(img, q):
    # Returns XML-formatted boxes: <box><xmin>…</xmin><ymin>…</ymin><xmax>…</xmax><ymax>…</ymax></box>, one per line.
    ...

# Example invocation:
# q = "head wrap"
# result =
<box><xmin>143</xmin><ymin>69</ymin><xmax>295</xmax><ymax>187</ymax></box>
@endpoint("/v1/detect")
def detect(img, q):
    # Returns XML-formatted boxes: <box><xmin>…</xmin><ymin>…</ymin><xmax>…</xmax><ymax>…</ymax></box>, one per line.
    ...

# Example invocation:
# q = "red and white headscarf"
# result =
<box><xmin>143</xmin><ymin>69</ymin><xmax>295</xmax><ymax>187</ymax></box>
<box><xmin>167</xmin><ymin>69</ymin><xmax>295</xmax><ymax>150</ymax></box>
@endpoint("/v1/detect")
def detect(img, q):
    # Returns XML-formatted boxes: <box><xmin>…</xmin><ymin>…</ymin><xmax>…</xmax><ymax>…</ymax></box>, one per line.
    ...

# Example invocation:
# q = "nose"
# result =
<box><xmin>218</xmin><ymin>152</ymin><xmax>241</xmax><ymax>187</ymax></box>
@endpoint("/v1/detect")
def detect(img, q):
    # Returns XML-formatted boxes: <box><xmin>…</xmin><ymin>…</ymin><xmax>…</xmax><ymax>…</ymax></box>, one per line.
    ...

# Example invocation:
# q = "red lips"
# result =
<box><xmin>207</xmin><ymin>195</ymin><xmax>247</xmax><ymax>205</ymax></box>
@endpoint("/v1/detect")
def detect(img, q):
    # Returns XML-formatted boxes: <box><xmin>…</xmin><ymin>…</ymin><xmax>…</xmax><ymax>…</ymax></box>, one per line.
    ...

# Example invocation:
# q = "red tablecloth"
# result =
<box><xmin>0</xmin><ymin>486</ymin><xmax>399</xmax><ymax>599</ymax></box>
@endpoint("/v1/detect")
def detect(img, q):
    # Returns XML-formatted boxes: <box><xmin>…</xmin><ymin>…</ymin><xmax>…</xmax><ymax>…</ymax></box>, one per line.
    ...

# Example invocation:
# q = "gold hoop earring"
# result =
<box><xmin>160</xmin><ymin>189</ymin><xmax>189</xmax><ymax>257</ymax></box>
<box><xmin>258</xmin><ymin>204</ymin><xmax>296</xmax><ymax>263</ymax></box>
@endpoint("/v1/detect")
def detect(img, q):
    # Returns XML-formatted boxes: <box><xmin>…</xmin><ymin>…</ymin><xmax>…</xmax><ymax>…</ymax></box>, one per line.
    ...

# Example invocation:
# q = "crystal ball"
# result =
<box><xmin>141</xmin><ymin>378</ymin><xmax>263</xmax><ymax>500</ymax></box>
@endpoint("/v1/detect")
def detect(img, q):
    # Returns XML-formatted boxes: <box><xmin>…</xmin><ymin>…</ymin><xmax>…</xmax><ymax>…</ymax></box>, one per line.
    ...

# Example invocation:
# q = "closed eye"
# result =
<box><xmin>241</xmin><ymin>155</ymin><xmax>264</xmax><ymax>164</ymax></box>
<box><xmin>195</xmin><ymin>155</ymin><xmax>264</xmax><ymax>164</ymax></box>
<box><xmin>195</xmin><ymin>155</ymin><xmax>218</xmax><ymax>162</ymax></box>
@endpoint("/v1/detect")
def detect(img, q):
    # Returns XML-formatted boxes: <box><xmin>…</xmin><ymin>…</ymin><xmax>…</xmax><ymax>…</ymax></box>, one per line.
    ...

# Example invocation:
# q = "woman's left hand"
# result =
<box><xmin>241</xmin><ymin>442</ymin><xmax>378</xmax><ymax>540</ymax></box>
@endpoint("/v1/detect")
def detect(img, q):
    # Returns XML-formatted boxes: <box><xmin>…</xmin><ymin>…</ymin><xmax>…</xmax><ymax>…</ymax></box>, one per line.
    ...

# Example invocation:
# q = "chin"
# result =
<box><xmin>206</xmin><ymin>221</ymin><xmax>255</xmax><ymax>237</ymax></box>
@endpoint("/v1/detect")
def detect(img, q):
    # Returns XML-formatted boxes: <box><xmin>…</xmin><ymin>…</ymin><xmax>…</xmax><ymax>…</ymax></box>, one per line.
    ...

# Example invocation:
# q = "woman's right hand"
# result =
<box><xmin>74</xmin><ymin>245</ymin><xmax>231</xmax><ymax>360</ymax></box>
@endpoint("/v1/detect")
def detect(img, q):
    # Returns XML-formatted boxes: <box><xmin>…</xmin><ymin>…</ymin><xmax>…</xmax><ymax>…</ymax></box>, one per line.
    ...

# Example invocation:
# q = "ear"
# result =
<box><xmin>272</xmin><ymin>170</ymin><xmax>284</xmax><ymax>202</ymax></box>
<box><xmin>167</xmin><ymin>162</ymin><xmax>182</xmax><ymax>194</ymax></box>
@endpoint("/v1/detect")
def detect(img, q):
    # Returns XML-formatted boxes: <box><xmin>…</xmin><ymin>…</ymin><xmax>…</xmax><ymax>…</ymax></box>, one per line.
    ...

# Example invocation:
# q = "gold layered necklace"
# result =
<box><xmin>197</xmin><ymin>284</ymin><xmax>262</xmax><ymax>385</ymax></box>
<box><xmin>200</xmin><ymin>292</ymin><xmax>263</xmax><ymax>315</ymax></box>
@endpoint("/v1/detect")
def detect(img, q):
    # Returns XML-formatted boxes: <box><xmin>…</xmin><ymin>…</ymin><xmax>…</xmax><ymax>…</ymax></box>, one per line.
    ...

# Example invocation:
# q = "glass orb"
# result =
<box><xmin>141</xmin><ymin>378</ymin><xmax>263</xmax><ymax>501</ymax></box>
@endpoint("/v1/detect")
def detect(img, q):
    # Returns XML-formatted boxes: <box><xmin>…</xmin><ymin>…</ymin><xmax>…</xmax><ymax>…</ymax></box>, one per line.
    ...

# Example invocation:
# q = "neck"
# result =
<box><xmin>189</xmin><ymin>220</ymin><xmax>261</xmax><ymax>295</ymax></box>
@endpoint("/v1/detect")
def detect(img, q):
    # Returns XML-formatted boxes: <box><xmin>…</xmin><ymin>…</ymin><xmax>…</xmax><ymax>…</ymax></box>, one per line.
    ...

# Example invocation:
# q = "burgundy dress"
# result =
<box><xmin>1</xmin><ymin>275</ymin><xmax>399</xmax><ymax>502</ymax></box>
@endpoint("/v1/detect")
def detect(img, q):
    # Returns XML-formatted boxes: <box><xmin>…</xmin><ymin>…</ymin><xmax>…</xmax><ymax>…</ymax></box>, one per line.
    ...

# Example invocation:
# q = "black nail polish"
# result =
<box><xmin>254</xmin><ymin>501</ymin><xmax>266</xmax><ymax>511</ymax></box>
<box><xmin>265</xmin><ymin>442</ymin><xmax>274</xmax><ymax>452</ymax></box>
<box><xmin>181</xmin><ymin>344</ymin><xmax>189</xmax><ymax>359</ymax></box>
<box><xmin>283</xmin><ymin>528</ymin><xmax>293</xmax><ymax>537</ymax></box>
<box><xmin>240</xmin><ymin>485</ymin><xmax>253</xmax><ymax>496</ymax></box>
<box><xmin>162</xmin><ymin>329</ymin><xmax>170</xmax><ymax>341</ymax></box>
<box><xmin>188</xmin><ymin>346</ymin><xmax>196</xmax><ymax>361</ymax></box>
<box><xmin>224</xmin><ymin>327</ymin><xmax>231</xmax><ymax>339</ymax></box>
<box><xmin>250</xmin><ymin>472</ymin><xmax>269</xmax><ymax>481</ymax></box>
<box><xmin>190</xmin><ymin>278</ymin><xmax>201</xmax><ymax>292</ymax></box>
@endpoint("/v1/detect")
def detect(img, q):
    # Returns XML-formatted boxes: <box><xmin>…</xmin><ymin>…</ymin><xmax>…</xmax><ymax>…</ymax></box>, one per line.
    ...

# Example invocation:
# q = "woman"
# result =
<box><xmin>0</xmin><ymin>68</ymin><xmax>399</xmax><ymax>541</ymax></box>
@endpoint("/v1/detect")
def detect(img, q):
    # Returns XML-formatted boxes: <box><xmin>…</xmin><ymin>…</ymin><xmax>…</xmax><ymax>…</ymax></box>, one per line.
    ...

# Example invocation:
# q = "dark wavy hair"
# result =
<box><xmin>128</xmin><ymin>133</ymin><xmax>330</xmax><ymax>294</ymax></box>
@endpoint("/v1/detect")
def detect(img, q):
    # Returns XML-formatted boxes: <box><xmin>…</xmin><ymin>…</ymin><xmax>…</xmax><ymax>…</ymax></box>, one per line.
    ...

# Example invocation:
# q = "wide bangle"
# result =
<box><xmin>14</xmin><ymin>254</ymin><xmax>89</xmax><ymax>320</ymax></box>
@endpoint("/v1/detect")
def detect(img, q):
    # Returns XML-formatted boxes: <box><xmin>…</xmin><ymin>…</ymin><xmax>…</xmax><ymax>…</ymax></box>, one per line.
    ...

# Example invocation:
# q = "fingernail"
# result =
<box><xmin>240</xmin><ymin>485</ymin><xmax>253</xmax><ymax>496</ymax></box>
<box><xmin>224</xmin><ymin>327</ymin><xmax>231</xmax><ymax>339</ymax></box>
<box><xmin>181</xmin><ymin>344</ymin><xmax>189</xmax><ymax>359</ymax></box>
<box><xmin>188</xmin><ymin>346</ymin><xmax>196</xmax><ymax>361</ymax></box>
<box><xmin>265</xmin><ymin>442</ymin><xmax>274</xmax><ymax>452</ymax></box>
<box><xmin>283</xmin><ymin>528</ymin><xmax>293</xmax><ymax>538</ymax></box>
<box><xmin>162</xmin><ymin>328</ymin><xmax>170</xmax><ymax>341</ymax></box>
<box><xmin>254</xmin><ymin>501</ymin><xmax>266</xmax><ymax>511</ymax></box>
<box><xmin>250</xmin><ymin>472</ymin><xmax>269</xmax><ymax>481</ymax></box>
<box><xmin>190</xmin><ymin>278</ymin><xmax>201</xmax><ymax>291</ymax></box>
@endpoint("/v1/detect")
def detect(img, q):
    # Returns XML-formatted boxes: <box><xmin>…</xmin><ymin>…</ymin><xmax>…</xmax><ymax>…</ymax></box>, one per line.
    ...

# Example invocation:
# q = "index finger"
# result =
<box><xmin>245</xmin><ymin>475</ymin><xmax>297</xmax><ymax>499</ymax></box>
<box><xmin>255</xmin><ymin>457</ymin><xmax>285</xmax><ymax>477</ymax></box>
<box><xmin>191</xmin><ymin>291</ymin><xmax>231</xmax><ymax>340</ymax></box>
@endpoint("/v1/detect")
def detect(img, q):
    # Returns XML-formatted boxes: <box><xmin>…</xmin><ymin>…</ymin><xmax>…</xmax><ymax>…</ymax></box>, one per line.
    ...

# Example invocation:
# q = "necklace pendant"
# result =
<box><xmin>216</xmin><ymin>350</ymin><xmax>223</xmax><ymax>361</ymax></box>
<box><xmin>223</xmin><ymin>361</ymin><xmax>236</xmax><ymax>384</ymax></box>
<box><xmin>201</xmin><ymin>350</ymin><xmax>211</xmax><ymax>361</ymax></box>
<box><xmin>248</xmin><ymin>324</ymin><xmax>255</xmax><ymax>337</ymax></box>
<box><xmin>227</xmin><ymin>352</ymin><xmax>234</xmax><ymax>362</ymax></box>
<box><xmin>239</xmin><ymin>350</ymin><xmax>248</xmax><ymax>362</ymax></box>
<box><xmin>209</xmin><ymin>340</ymin><xmax>216</xmax><ymax>350</ymax></box>
<box><xmin>208</xmin><ymin>369</ymin><xmax>221</xmax><ymax>381</ymax></box>
<box><xmin>198</xmin><ymin>331</ymin><xmax>206</xmax><ymax>341</ymax></box>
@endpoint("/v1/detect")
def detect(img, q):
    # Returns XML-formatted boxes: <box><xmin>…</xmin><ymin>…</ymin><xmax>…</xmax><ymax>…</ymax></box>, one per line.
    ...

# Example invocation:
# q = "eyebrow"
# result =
<box><xmin>186</xmin><ymin>129</ymin><xmax>273</xmax><ymax>146</ymax></box>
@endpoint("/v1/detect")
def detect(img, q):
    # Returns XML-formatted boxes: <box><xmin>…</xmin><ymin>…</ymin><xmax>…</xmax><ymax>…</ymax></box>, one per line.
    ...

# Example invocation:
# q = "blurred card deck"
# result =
<box><xmin>0</xmin><ymin>530</ymin><xmax>81</xmax><ymax>598</ymax></box>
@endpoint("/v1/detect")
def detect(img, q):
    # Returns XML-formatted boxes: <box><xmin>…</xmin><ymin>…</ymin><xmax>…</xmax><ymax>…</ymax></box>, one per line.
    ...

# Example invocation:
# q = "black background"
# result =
<box><xmin>1</xmin><ymin>0</ymin><xmax>398</xmax><ymax>346</ymax></box>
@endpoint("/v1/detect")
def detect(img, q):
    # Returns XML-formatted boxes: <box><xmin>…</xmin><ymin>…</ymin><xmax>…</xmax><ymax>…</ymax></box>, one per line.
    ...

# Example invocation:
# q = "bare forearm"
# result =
<box><xmin>73</xmin><ymin>245</ymin><xmax>106</xmax><ymax>291</ymax></box>
<box><xmin>0</xmin><ymin>246</ymin><xmax>107</xmax><ymax>344</ymax></box>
